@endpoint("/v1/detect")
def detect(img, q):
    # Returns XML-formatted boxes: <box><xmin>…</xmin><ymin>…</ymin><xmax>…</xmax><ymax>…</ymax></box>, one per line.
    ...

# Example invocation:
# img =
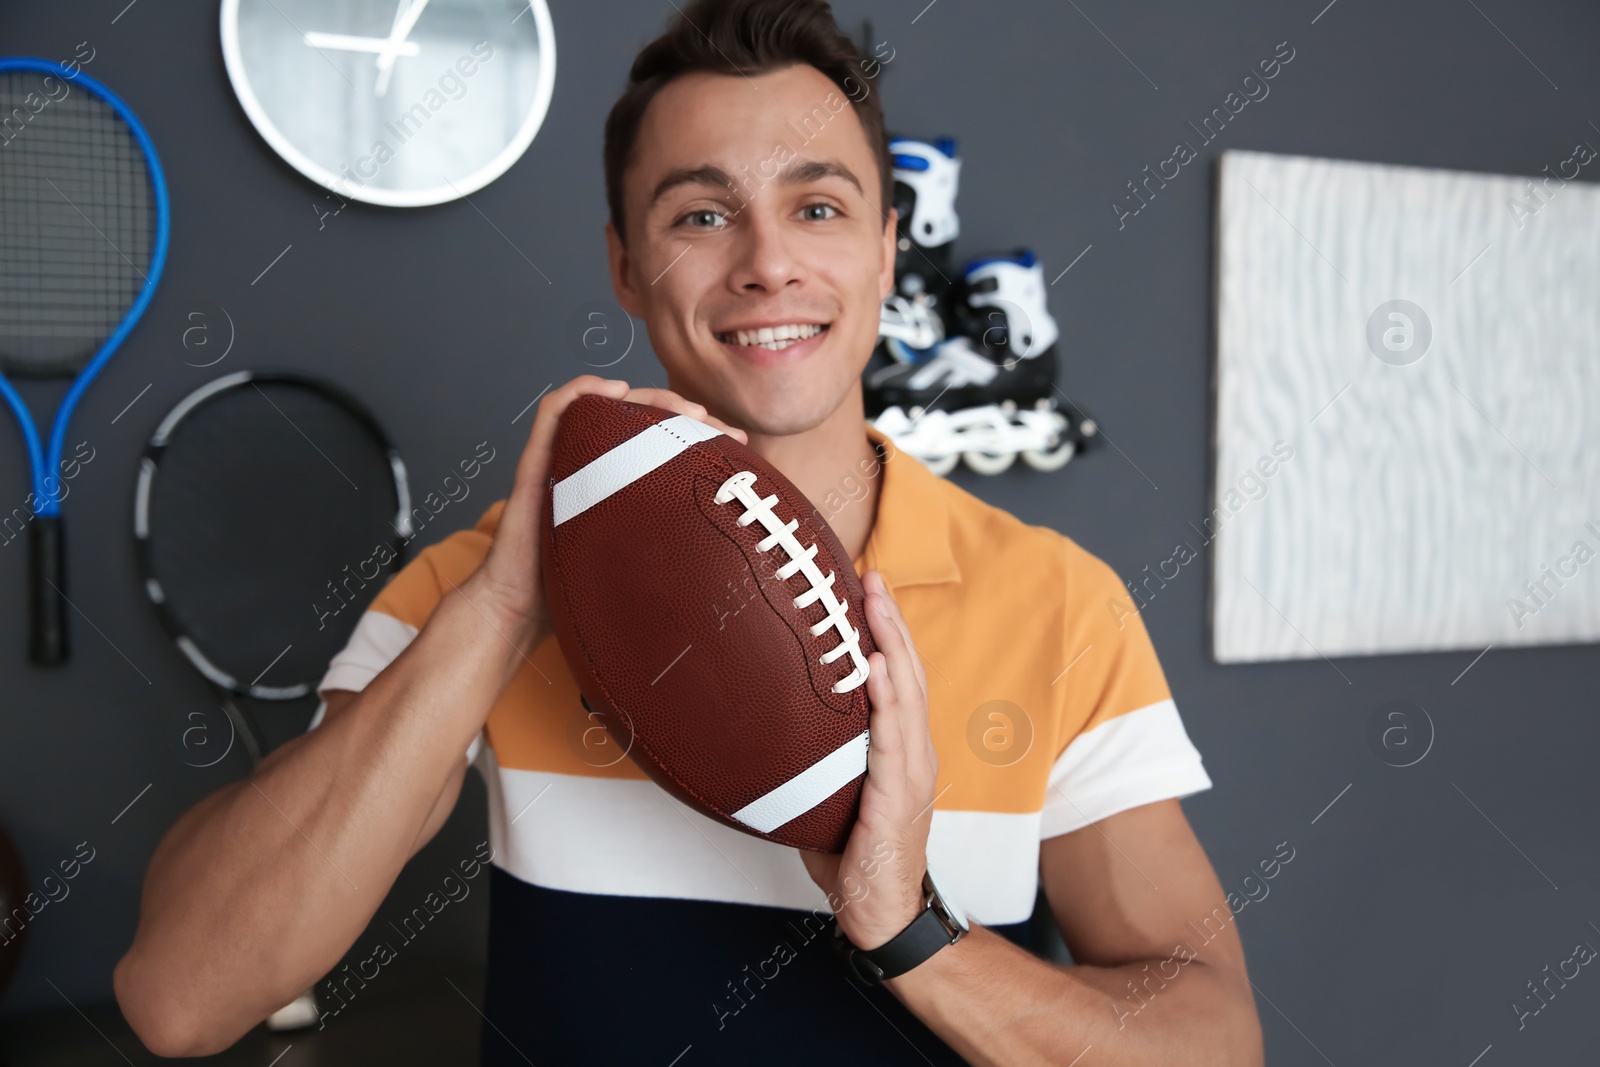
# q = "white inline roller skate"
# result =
<box><xmin>867</xmin><ymin>250</ymin><xmax>1099</xmax><ymax>475</ymax></box>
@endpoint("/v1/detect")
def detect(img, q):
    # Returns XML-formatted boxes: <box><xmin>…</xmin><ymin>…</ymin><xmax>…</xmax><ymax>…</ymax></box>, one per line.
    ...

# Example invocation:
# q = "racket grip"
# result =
<box><xmin>29</xmin><ymin>516</ymin><xmax>69</xmax><ymax>666</ymax></box>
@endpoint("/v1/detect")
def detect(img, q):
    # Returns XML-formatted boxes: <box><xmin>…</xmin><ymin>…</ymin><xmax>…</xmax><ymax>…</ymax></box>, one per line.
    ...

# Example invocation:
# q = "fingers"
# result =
<box><xmin>863</xmin><ymin>595</ymin><xmax>931</xmax><ymax>771</ymax></box>
<box><xmin>520</xmin><ymin>376</ymin><xmax>632</xmax><ymax>487</ymax></box>
<box><xmin>864</xmin><ymin>572</ymin><xmax>927</xmax><ymax>708</ymax></box>
<box><xmin>473</xmin><ymin>376</ymin><xmax>746</xmax><ymax>665</ymax></box>
<box><xmin>865</xmin><ymin>600</ymin><xmax>920</xmax><ymax>773</ymax></box>
<box><xmin>833</xmin><ymin>589</ymin><xmax>934</xmax><ymax>918</ymax></box>
<box><xmin>861</xmin><ymin>573</ymin><xmax>938</xmax><ymax>791</ymax></box>
<box><xmin>505</xmin><ymin>375</ymin><xmax>745</xmax><ymax>542</ymax></box>
<box><xmin>626</xmin><ymin>387</ymin><xmax>748</xmax><ymax>444</ymax></box>
<box><xmin>504</xmin><ymin>377</ymin><xmax>631</xmax><ymax>516</ymax></box>
<box><xmin>492</xmin><ymin>377</ymin><xmax>631</xmax><ymax>557</ymax></box>
<box><xmin>475</xmin><ymin>376</ymin><xmax>634</xmax><ymax>627</ymax></box>
<box><xmin>864</xmin><ymin>648</ymin><xmax>901</xmax><ymax>753</ymax></box>
<box><xmin>871</xmin><ymin>571</ymin><xmax>926</xmax><ymax>694</ymax></box>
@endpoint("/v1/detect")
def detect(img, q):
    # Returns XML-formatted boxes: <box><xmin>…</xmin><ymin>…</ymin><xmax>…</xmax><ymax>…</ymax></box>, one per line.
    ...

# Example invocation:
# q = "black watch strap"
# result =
<box><xmin>834</xmin><ymin>905</ymin><xmax>960</xmax><ymax>985</ymax></box>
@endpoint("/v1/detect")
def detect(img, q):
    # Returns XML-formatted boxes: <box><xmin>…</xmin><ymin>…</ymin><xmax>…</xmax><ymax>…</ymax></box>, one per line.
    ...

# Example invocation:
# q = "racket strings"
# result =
<box><xmin>142</xmin><ymin>382</ymin><xmax>407</xmax><ymax>691</ymax></box>
<box><xmin>0</xmin><ymin>71</ymin><xmax>155</xmax><ymax>376</ymax></box>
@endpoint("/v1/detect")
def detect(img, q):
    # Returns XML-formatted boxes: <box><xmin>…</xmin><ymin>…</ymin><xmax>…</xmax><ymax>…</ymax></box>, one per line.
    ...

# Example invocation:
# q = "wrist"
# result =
<box><xmin>833</xmin><ymin>865</ymin><xmax>969</xmax><ymax>986</ymax></box>
<box><xmin>458</xmin><ymin>571</ymin><xmax>546</xmax><ymax>651</ymax></box>
<box><xmin>846</xmin><ymin>888</ymin><xmax>928</xmax><ymax>951</ymax></box>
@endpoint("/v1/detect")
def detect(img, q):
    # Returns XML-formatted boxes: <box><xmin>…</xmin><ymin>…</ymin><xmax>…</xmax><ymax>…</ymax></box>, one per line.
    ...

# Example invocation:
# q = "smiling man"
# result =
<box><xmin>115</xmin><ymin>2</ymin><xmax>1262</xmax><ymax>1064</ymax></box>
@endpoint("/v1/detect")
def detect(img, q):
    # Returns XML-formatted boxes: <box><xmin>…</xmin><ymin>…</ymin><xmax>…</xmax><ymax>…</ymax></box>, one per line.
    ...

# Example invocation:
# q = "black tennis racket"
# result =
<box><xmin>137</xmin><ymin>370</ymin><xmax>412</xmax><ymax>1031</ymax></box>
<box><xmin>135</xmin><ymin>371</ymin><xmax>412</xmax><ymax>767</ymax></box>
<box><xmin>0</xmin><ymin>58</ymin><xmax>169</xmax><ymax>665</ymax></box>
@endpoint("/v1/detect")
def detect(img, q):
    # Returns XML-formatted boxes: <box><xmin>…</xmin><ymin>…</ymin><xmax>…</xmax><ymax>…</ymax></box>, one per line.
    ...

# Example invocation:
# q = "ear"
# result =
<box><xmin>879</xmin><ymin>207</ymin><xmax>898</xmax><ymax>302</ymax></box>
<box><xmin>606</xmin><ymin>221</ymin><xmax>645</xmax><ymax>318</ymax></box>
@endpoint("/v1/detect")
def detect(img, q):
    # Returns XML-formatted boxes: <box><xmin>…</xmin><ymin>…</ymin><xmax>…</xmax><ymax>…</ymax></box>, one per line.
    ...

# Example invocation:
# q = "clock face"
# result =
<box><xmin>220</xmin><ymin>0</ymin><xmax>555</xmax><ymax>207</ymax></box>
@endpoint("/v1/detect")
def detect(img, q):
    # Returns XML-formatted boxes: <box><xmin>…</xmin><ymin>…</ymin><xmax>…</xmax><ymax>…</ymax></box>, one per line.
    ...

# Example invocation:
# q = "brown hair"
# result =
<box><xmin>603</xmin><ymin>0</ymin><xmax>892</xmax><ymax>245</ymax></box>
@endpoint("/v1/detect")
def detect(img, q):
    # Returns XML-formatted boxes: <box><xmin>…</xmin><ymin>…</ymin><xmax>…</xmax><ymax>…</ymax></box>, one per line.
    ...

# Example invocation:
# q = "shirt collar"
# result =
<box><xmin>857</xmin><ymin>421</ymin><xmax>962</xmax><ymax>588</ymax></box>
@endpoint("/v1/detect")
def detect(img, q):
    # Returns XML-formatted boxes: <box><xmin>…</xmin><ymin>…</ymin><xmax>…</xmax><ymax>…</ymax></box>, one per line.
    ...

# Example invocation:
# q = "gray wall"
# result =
<box><xmin>2</xmin><ymin>1</ymin><xmax>1598</xmax><ymax>1064</ymax></box>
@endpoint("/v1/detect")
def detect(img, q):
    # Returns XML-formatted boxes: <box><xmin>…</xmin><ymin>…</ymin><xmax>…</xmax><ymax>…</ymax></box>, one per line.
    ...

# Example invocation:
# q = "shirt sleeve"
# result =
<box><xmin>309</xmin><ymin>503</ymin><xmax>504</xmax><ymax>767</ymax></box>
<box><xmin>1039</xmin><ymin>549</ymin><xmax>1212</xmax><ymax>839</ymax></box>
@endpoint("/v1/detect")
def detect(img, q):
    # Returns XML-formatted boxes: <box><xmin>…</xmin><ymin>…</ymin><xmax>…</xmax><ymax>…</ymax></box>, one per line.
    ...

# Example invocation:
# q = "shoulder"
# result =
<box><xmin>928</xmin><ymin>468</ymin><xmax>1125</xmax><ymax>610</ymax></box>
<box><xmin>917</xmin><ymin>469</ymin><xmax>1171</xmax><ymax>729</ymax></box>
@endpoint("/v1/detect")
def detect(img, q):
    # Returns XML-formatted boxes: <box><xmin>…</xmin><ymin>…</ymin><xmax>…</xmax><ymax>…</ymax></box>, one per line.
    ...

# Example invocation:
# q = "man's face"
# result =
<box><xmin>608</xmin><ymin>64</ymin><xmax>895</xmax><ymax>437</ymax></box>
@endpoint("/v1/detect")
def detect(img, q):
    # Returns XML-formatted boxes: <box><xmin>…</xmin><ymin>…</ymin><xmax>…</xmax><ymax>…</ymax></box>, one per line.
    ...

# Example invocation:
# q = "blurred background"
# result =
<box><xmin>1</xmin><ymin>0</ymin><xmax>1597</xmax><ymax>1063</ymax></box>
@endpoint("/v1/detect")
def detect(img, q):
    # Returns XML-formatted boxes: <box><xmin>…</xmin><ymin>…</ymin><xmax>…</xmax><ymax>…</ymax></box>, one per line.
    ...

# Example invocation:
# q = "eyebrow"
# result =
<box><xmin>649</xmin><ymin>158</ymin><xmax>866</xmax><ymax>206</ymax></box>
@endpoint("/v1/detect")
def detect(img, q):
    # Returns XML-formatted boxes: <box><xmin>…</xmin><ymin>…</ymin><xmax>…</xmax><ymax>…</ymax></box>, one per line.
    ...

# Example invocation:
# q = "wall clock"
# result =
<box><xmin>220</xmin><ymin>0</ymin><xmax>555</xmax><ymax>207</ymax></box>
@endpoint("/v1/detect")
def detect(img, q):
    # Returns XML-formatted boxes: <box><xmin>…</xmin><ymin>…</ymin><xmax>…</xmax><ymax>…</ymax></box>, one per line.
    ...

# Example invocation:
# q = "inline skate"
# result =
<box><xmin>867</xmin><ymin>250</ymin><xmax>1098</xmax><ymax>475</ymax></box>
<box><xmin>875</xmin><ymin>137</ymin><xmax>961</xmax><ymax>367</ymax></box>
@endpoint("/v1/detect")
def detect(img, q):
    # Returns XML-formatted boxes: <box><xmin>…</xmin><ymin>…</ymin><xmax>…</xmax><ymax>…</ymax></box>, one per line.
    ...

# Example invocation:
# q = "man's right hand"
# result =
<box><xmin>116</xmin><ymin>373</ymin><xmax>745</xmax><ymax>1058</ymax></box>
<box><xmin>464</xmin><ymin>375</ymin><xmax>748</xmax><ymax>649</ymax></box>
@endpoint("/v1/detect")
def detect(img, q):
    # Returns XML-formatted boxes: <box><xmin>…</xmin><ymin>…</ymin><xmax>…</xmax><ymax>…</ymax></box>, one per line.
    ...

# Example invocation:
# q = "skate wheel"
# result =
<box><xmin>923</xmin><ymin>452</ymin><xmax>960</xmax><ymax>476</ymax></box>
<box><xmin>963</xmin><ymin>450</ymin><xmax>1016</xmax><ymax>475</ymax></box>
<box><xmin>1022</xmin><ymin>442</ymin><xmax>1076</xmax><ymax>471</ymax></box>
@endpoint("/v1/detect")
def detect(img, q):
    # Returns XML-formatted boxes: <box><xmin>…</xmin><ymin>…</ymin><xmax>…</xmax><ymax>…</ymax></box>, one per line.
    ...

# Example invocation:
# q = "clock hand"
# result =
<box><xmin>374</xmin><ymin>0</ymin><xmax>433</xmax><ymax>98</ymax></box>
<box><xmin>302</xmin><ymin>31</ymin><xmax>422</xmax><ymax>57</ymax></box>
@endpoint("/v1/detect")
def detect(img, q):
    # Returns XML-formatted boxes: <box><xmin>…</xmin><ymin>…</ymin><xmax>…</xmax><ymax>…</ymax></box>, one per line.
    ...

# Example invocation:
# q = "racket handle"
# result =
<box><xmin>29</xmin><ymin>516</ymin><xmax>69</xmax><ymax>666</ymax></box>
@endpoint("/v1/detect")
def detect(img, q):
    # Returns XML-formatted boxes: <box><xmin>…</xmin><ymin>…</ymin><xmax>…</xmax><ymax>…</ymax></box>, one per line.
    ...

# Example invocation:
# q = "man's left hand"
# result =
<box><xmin>800</xmin><ymin>569</ymin><xmax>939</xmax><ymax>949</ymax></box>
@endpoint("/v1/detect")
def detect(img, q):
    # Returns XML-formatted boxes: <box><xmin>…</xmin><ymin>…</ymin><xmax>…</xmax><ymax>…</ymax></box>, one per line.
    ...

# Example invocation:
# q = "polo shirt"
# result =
<box><xmin>314</xmin><ymin>421</ymin><xmax>1212</xmax><ymax>1065</ymax></box>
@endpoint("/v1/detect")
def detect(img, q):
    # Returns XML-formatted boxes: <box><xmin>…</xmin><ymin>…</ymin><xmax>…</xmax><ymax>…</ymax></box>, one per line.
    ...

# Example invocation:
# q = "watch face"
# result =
<box><xmin>925</xmin><ymin>862</ymin><xmax>969</xmax><ymax>933</ymax></box>
<box><xmin>220</xmin><ymin>0</ymin><xmax>555</xmax><ymax>207</ymax></box>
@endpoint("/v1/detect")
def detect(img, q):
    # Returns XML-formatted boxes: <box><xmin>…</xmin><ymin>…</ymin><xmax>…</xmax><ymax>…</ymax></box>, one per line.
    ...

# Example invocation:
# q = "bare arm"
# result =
<box><xmin>885</xmin><ymin>800</ymin><xmax>1263</xmax><ymax>1066</ymax></box>
<box><xmin>801</xmin><ymin>573</ymin><xmax>1259</xmax><ymax>1065</ymax></box>
<box><xmin>321</xmin><ymin>692</ymin><xmax>469</xmax><ymax>864</ymax></box>
<box><xmin>116</xmin><ymin>582</ymin><xmax>528</xmax><ymax>1057</ymax></box>
<box><xmin>114</xmin><ymin>377</ymin><xmax>745</xmax><ymax>1057</ymax></box>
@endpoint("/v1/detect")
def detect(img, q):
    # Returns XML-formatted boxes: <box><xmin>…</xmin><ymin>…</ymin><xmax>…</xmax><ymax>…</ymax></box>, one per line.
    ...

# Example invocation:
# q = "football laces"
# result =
<box><xmin>714</xmin><ymin>470</ymin><xmax>870</xmax><ymax>694</ymax></box>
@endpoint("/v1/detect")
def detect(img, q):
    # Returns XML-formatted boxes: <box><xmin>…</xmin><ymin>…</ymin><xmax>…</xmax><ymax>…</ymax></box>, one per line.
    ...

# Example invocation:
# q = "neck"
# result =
<box><xmin>740</xmin><ymin>386</ymin><xmax>881</xmax><ymax>563</ymax></box>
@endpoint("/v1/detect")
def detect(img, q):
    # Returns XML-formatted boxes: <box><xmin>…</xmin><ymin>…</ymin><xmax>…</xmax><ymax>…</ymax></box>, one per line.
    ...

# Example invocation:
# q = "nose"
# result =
<box><xmin>726</xmin><ymin>208</ymin><xmax>803</xmax><ymax>295</ymax></box>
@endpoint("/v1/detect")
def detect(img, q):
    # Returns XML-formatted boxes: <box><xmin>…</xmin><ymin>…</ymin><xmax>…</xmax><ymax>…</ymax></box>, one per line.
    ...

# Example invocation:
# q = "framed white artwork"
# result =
<box><xmin>1211</xmin><ymin>148</ymin><xmax>1600</xmax><ymax>663</ymax></box>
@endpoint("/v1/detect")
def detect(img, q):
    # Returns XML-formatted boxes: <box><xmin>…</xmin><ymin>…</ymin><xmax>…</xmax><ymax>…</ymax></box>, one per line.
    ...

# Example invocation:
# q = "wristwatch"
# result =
<box><xmin>833</xmin><ymin>866</ymin><xmax>970</xmax><ymax>985</ymax></box>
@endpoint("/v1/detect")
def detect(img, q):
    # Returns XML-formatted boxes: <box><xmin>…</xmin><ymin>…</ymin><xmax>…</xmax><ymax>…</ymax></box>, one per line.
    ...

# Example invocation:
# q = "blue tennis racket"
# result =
<box><xmin>0</xmin><ymin>58</ymin><xmax>169</xmax><ymax>664</ymax></box>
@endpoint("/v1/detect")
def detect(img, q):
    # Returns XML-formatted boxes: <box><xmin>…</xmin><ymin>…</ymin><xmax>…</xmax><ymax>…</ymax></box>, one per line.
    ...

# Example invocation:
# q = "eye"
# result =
<box><xmin>799</xmin><ymin>202</ymin><xmax>838</xmax><ymax>222</ymax></box>
<box><xmin>680</xmin><ymin>208</ymin><xmax>727</xmax><ymax>230</ymax></box>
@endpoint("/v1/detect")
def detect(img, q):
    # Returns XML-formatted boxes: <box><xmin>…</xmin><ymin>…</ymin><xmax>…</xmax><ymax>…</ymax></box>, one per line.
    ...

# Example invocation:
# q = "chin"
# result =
<box><xmin>723</xmin><ymin>368</ymin><xmax>856</xmax><ymax>438</ymax></box>
<box><xmin>665</xmin><ymin>324</ymin><xmax>871</xmax><ymax>437</ymax></box>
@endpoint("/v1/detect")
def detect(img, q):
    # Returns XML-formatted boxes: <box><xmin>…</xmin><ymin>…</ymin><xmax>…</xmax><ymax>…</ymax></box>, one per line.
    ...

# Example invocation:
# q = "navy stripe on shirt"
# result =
<box><xmin>479</xmin><ymin>867</ymin><xmax>1035</xmax><ymax>1066</ymax></box>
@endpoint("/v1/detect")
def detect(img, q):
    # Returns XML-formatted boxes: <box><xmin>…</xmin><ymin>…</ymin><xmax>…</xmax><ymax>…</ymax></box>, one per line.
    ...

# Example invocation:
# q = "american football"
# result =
<box><xmin>541</xmin><ymin>395</ymin><xmax>876</xmax><ymax>853</ymax></box>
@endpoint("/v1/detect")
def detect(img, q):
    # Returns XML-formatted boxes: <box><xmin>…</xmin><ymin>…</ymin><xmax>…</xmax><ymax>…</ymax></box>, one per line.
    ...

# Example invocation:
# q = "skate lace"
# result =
<box><xmin>908</xmin><ymin>337</ymin><xmax>999</xmax><ymax>389</ymax></box>
<box><xmin>714</xmin><ymin>470</ymin><xmax>870</xmax><ymax>694</ymax></box>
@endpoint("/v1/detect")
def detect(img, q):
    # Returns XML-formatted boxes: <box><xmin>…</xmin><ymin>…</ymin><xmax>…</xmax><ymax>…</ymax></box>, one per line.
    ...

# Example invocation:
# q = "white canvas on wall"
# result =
<box><xmin>1211</xmin><ymin>148</ymin><xmax>1600</xmax><ymax>663</ymax></box>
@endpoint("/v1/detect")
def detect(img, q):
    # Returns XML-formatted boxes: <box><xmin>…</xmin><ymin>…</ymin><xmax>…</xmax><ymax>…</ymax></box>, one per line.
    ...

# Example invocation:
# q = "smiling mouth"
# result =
<box><xmin>714</xmin><ymin>323</ymin><xmax>829</xmax><ymax>351</ymax></box>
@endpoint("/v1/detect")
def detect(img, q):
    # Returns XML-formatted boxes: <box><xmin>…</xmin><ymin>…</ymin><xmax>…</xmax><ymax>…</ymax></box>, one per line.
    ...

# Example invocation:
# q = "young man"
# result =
<box><xmin>116</xmin><ymin>2</ymin><xmax>1263</xmax><ymax>1063</ymax></box>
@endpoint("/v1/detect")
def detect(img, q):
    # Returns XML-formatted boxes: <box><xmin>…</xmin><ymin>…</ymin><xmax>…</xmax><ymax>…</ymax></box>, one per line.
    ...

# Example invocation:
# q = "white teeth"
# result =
<box><xmin>722</xmin><ymin>324</ymin><xmax>824</xmax><ymax>348</ymax></box>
